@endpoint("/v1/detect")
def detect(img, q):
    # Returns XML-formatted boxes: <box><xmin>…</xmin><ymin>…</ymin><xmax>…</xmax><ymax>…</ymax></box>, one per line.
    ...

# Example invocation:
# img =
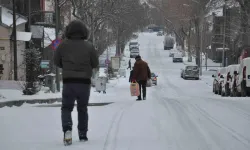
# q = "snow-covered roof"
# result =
<box><xmin>205</xmin><ymin>0</ymin><xmax>239</xmax><ymax>17</ymax></box>
<box><xmin>43</xmin><ymin>27</ymin><xmax>56</xmax><ymax>47</ymax></box>
<box><xmin>0</xmin><ymin>5</ymin><xmax>27</xmax><ymax>27</ymax></box>
<box><xmin>16</xmin><ymin>31</ymin><xmax>32</xmax><ymax>41</ymax></box>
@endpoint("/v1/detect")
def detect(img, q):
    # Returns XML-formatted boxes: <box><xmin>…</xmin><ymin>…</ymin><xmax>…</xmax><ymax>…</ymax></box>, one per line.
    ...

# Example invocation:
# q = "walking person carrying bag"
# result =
<box><xmin>131</xmin><ymin>55</ymin><xmax>151</xmax><ymax>100</ymax></box>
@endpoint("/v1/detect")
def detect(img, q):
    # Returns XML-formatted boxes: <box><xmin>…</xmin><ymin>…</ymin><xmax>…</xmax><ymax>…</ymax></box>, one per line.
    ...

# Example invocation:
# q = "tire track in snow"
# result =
<box><xmin>207</xmin><ymin>97</ymin><xmax>250</xmax><ymax>122</ymax></box>
<box><xmin>190</xmin><ymin>103</ymin><xmax>250</xmax><ymax>148</ymax></box>
<box><xmin>102</xmin><ymin>102</ymin><xmax>134</xmax><ymax>150</ymax></box>
<box><xmin>161</xmin><ymin>97</ymin><xmax>217</xmax><ymax>150</ymax></box>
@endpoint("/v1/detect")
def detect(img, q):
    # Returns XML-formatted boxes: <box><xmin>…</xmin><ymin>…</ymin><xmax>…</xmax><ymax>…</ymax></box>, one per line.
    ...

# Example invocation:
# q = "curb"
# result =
<box><xmin>0</xmin><ymin>98</ymin><xmax>62</xmax><ymax>108</ymax></box>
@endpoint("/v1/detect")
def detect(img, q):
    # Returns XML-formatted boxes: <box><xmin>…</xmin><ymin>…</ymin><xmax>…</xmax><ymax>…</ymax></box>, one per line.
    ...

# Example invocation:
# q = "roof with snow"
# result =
<box><xmin>205</xmin><ymin>0</ymin><xmax>239</xmax><ymax>17</ymax></box>
<box><xmin>0</xmin><ymin>5</ymin><xmax>27</xmax><ymax>27</ymax></box>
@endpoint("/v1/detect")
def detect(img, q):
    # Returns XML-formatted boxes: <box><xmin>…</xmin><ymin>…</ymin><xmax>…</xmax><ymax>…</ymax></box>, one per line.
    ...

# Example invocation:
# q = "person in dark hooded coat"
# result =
<box><xmin>54</xmin><ymin>20</ymin><xmax>99</xmax><ymax>145</ymax></box>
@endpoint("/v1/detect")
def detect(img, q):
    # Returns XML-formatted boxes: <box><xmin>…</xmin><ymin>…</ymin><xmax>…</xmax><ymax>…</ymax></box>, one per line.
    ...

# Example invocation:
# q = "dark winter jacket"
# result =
<box><xmin>133</xmin><ymin>58</ymin><xmax>151</xmax><ymax>81</ymax></box>
<box><xmin>54</xmin><ymin>20</ymin><xmax>99</xmax><ymax>84</ymax></box>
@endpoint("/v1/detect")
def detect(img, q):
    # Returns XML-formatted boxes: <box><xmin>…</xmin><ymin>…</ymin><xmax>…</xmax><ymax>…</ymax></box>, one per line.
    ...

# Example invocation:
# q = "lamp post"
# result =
<box><xmin>12</xmin><ymin>0</ymin><xmax>18</xmax><ymax>80</ymax></box>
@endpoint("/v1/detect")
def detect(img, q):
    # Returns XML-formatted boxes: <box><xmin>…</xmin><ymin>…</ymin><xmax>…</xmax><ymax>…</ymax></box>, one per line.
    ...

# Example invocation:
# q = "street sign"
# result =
<box><xmin>40</xmin><ymin>60</ymin><xmax>50</xmax><ymax>69</ymax></box>
<box><xmin>51</xmin><ymin>39</ymin><xmax>62</xmax><ymax>50</ymax></box>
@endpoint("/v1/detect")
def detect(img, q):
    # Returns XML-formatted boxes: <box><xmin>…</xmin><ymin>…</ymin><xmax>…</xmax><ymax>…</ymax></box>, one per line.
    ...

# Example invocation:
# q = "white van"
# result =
<box><xmin>221</xmin><ymin>64</ymin><xmax>238</xmax><ymax>96</ymax></box>
<box><xmin>236</xmin><ymin>57</ymin><xmax>250</xmax><ymax>96</ymax></box>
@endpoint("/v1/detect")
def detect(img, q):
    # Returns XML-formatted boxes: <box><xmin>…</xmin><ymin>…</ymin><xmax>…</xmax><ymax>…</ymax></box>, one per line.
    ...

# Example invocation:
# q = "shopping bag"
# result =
<box><xmin>130</xmin><ymin>82</ymin><xmax>140</xmax><ymax>96</ymax></box>
<box><xmin>146</xmin><ymin>79</ymin><xmax>152</xmax><ymax>87</ymax></box>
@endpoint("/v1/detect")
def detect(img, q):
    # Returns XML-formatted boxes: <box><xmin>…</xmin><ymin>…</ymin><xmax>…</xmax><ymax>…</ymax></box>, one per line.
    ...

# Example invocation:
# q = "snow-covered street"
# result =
<box><xmin>1</xmin><ymin>33</ymin><xmax>250</xmax><ymax>150</ymax></box>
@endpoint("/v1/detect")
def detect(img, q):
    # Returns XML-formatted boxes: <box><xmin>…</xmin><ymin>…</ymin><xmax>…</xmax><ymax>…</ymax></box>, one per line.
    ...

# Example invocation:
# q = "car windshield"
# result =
<box><xmin>186</xmin><ymin>66</ymin><xmax>198</xmax><ymax>70</ymax></box>
<box><xmin>130</xmin><ymin>42</ymin><xmax>138</xmax><ymax>45</ymax></box>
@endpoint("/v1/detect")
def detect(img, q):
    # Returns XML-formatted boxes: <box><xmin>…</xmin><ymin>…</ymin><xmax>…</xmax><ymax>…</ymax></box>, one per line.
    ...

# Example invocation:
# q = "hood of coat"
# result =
<box><xmin>65</xmin><ymin>20</ymin><xmax>89</xmax><ymax>40</ymax></box>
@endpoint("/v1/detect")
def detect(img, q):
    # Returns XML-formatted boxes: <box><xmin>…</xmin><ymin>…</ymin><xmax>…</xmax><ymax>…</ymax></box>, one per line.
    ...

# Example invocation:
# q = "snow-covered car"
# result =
<box><xmin>129</xmin><ymin>41</ymin><xmax>139</xmax><ymax>51</ymax></box>
<box><xmin>212</xmin><ymin>67</ymin><xmax>226</xmax><ymax>95</ymax></box>
<box><xmin>169</xmin><ymin>51</ymin><xmax>175</xmax><ymax>57</ymax></box>
<box><xmin>236</xmin><ymin>57</ymin><xmax>250</xmax><ymax>96</ymax></box>
<box><xmin>181</xmin><ymin>65</ymin><xmax>199</xmax><ymax>80</ymax></box>
<box><xmin>157</xmin><ymin>31</ymin><xmax>163</xmax><ymax>36</ymax></box>
<box><xmin>151</xmin><ymin>72</ymin><xmax>158</xmax><ymax>85</ymax></box>
<box><xmin>130</xmin><ymin>47</ymin><xmax>140</xmax><ymax>58</ymax></box>
<box><xmin>230</xmin><ymin>65</ymin><xmax>240</xmax><ymax>96</ymax></box>
<box><xmin>212</xmin><ymin>67</ymin><xmax>225</xmax><ymax>95</ymax></box>
<box><xmin>173</xmin><ymin>53</ymin><xmax>183</xmax><ymax>62</ymax></box>
<box><xmin>221</xmin><ymin>65</ymin><xmax>239</xmax><ymax>96</ymax></box>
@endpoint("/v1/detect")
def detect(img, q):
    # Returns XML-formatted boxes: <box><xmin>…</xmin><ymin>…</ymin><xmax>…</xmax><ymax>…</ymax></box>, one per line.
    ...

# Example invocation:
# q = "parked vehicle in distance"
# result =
<box><xmin>181</xmin><ymin>65</ymin><xmax>199</xmax><ymax>80</ymax></box>
<box><xmin>130</xmin><ymin>47</ymin><xmax>140</xmax><ymax>58</ymax></box>
<box><xmin>212</xmin><ymin>68</ymin><xmax>224</xmax><ymax>95</ymax></box>
<box><xmin>157</xmin><ymin>31</ymin><xmax>163</xmax><ymax>36</ymax></box>
<box><xmin>236</xmin><ymin>57</ymin><xmax>250</xmax><ymax>96</ymax></box>
<box><xmin>230</xmin><ymin>65</ymin><xmax>240</xmax><ymax>97</ymax></box>
<box><xmin>173</xmin><ymin>53</ymin><xmax>183</xmax><ymax>62</ymax></box>
<box><xmin>129</xmin><ymin>41</ymin><xmax>139</xmax><ymax>51</ymax></box>
<box><xmin>151</xmin><ymin>72</ymin><xmax>158</xmax><ymax>85</ymax></box>
<box><xmin>163</xmin><ymin>35</ymin><xmax>175</xmax><ymax>50</ymax></box>
<box><xmin>169</xmin><ymin>49</ymin><xmax>177</xmax><ymax>57</ymax></box>
<box><xmin>221</xmin><ymin>65</ymin><xmax>238</xmax><ymax>96</ymax></box>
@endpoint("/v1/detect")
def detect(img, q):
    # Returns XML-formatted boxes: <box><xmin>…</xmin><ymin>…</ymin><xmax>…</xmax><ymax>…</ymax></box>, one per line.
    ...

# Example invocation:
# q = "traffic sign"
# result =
<box><xmin>51</xmin><ymin>39</ymin><xmax>62</xmax><ymax>50</ymax></box>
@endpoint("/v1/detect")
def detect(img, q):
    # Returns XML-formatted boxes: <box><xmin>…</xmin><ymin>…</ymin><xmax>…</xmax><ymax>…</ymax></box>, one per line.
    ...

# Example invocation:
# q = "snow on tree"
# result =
<box><xmin>21</xmin><ymin>46</ymin><xmax>42</xmax><ymax>95</ymax></box>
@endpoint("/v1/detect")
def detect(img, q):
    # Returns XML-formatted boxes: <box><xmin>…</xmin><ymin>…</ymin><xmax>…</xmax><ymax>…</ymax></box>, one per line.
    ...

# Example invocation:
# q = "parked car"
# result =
<box><xmin>217</xmin><ymin>67</ymin><xmax>227</xmax><ymax>95</ymax></box>
<box><xmin>236</xmin><ymin>57</ymin><xmax>250</xmax><ymax>96</ymax></box>
<box><xmin>181</xmin><ymin>65</ymin><xmax>199</xmax><ymax>80</ymax></box>
<box><xmin>129</xmin><ymin>41</ymin><xmax>139</xmax><ymax>51</ymax></box>
<box><xmin>212</xmin><ymin>67</ymin><xmax>225</xmax><ymax>95</ymax></box>
<box><xmin>221</xmin><ymin>65</ymin><xmax>238</xmax><ymax>96</ymax></box>
<box><xmin>151</xmin><ymin>72</ymin><xmax>158</xmax><ymax>85</ymax></box>
<box><xmin>130</xmin><ymin>47</ymin><xmax>140</xmax><ymax>58</ymax></box>
<box><xmin>173</xmin><ymin>53</ymin><xmax>183</xmax><ymax>62</ymax></box>
<box><xmin>157</xmin><ymin>31</ymin><xmax>163</xmax><ymax>36</ymax></box>
<box><xmin>169</xmin><ymin>51</ymin><xmax>176</xmax><ymax>57</ymax></box>
<box><xmin>230</xmin><ymin>65</ymin><xmax>240</xmax><ymax>97</ymax></box>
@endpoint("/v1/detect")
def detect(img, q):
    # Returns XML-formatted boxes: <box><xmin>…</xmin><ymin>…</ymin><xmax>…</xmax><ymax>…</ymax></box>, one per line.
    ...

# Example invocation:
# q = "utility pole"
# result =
<box><xmin>222</xmin><ymin>3</ymin><xmax>227</xmax><ymax>67</ymax></box>
<box><xmin>55</xmin><ymin>0</ymin><xmax>60</xmax><ymax>92</ymax></box>
<box><xmin>200</xmin><ymin>19</ymin><xmax>204</xmax><ymax>76</ymax></box>
<box><xmin>12</xmin><ymin>0</ymin><xmax>18</xmax><ymax>81</ymax></box>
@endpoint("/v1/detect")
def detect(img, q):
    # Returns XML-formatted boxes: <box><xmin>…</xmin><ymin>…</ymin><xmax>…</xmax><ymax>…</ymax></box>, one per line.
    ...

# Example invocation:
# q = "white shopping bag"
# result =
<box><xmin>146</xmin><ymin>79</ymin><xmax>152</xmax><ymax>87</ymax></box>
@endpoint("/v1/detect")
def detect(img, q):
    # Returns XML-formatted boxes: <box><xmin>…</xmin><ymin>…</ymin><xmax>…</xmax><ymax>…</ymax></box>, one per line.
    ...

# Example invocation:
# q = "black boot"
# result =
<box><xmin>79</xmin><ymin>131</ymin><xmax>88</xmax><ymax>142</ymax></box>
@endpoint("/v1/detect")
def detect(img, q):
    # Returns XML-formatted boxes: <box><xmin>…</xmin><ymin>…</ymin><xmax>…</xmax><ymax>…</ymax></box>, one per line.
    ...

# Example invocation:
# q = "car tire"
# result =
<box><xmin>215</xmin><ymin>90</ymin><xmax>218</xmax><ymax>94</ymax></box>
<box><xmin>241</xmin><ymin>87</ymin><xmax>247</xmax><ymax>97</ymax></box>
<box><xmin>195</xmin><ymin>77</ymin><xmax>199</xmax><ymax>80</ymax></box>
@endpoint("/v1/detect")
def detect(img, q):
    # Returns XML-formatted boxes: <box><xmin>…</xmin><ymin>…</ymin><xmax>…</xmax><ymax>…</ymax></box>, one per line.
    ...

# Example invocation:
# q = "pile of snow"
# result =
<box><xmin>0</xmin><ymin>89</ymin><xmax>61</xmax><ymax>102</ymax></box>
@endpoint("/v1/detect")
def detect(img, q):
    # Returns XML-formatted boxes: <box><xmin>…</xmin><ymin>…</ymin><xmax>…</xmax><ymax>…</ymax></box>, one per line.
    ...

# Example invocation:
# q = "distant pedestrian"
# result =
<box><xmin>132</xmin><ymin>55</ymin><xmax>151</xmax><ymax>100</ymax></box>
<box><xmin>129</xmin><ymin>67</ymin><xmax>134</xmax><ymax>82</ymax></box>
<box><xmin>54</xmin><ymin>20</ymin><xmax>99</xmax><ymax>146</ymax></box>
<box><xmin>127</xmin><ymin>59</ymin><xmax>131</xmax><ymax>70</ymax></box>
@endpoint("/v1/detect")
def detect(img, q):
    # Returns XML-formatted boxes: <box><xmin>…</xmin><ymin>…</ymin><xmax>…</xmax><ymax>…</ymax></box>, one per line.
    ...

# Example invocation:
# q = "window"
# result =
<box><xmin>0</xmin><ymin>64</ymin><xmax>3</xmax><ymax>74</ymax></box>
<box><xmin>0</xmin><ymin>47</ymin><xmax>5</xmax><ymax>50</ymax></box>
